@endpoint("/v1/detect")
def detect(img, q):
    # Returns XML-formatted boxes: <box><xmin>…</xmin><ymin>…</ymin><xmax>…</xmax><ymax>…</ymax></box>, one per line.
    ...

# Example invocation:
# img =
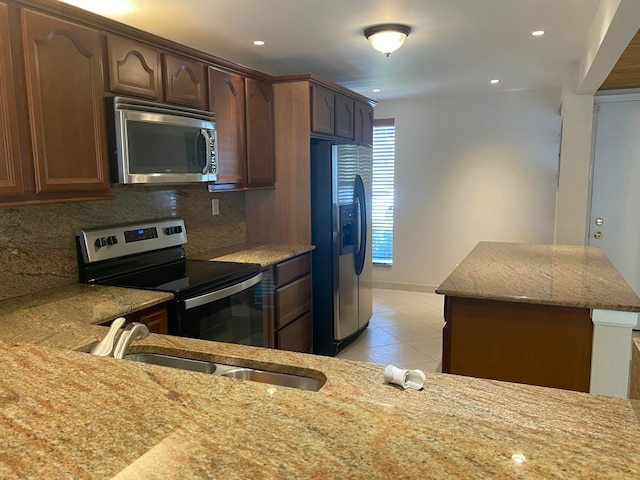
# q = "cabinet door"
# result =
<box><xmin>0</xmin><ymin>3</ymin><xmax>23</xmax><ymax>196</ymax></box>
<box><xmin>311</xmin><ymin>85</ymin><xmax>334</xmax><ymax>135</ymax></box>
<box><xmin>335</xmin><ymin>94</ymin><xmax>354</xmax><ymax>140</ymax></box>
<box><xmin>208</xmin><ymin>67</ymin><xmax>246</xmax><ymax>187</ymax></box>
<box><xmin>355</xmin><ymin>101</ymin><xmax>374</xmax><ymax>145</ymax></box>
<box><xmin>106</xmin><ymin>35</ymin><xmax>161</xmax><ymax>100</ymax></box>
<box><xmin>136</xmin><ymin>305</ymin><xmax>168</xmax><ymax>335</ymax></box>
<box><xmin>163</xmin><ymin>53</ymin><xmax>206</xmax><ymax>109</ymax></box>
<box><xmin>22</xmin><ymin>10</ymin><xmax>109</xmax><ymax>194</ymax></box>
<box><xmin>245</xmin><ymin>77</ymin><xmax>275</xmax><ymax>186</ymax></box>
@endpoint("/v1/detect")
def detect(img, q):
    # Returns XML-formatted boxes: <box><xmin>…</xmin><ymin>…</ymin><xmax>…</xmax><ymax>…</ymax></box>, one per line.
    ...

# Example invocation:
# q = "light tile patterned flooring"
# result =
<box><xmin>336</xmin><ymin>288</ymin><xmax>444</xmax><ymax>373</ymax></box>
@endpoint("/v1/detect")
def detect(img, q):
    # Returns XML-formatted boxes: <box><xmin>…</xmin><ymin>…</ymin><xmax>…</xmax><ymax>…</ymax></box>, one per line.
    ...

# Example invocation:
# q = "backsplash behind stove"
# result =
<box><xmin>0</xmin><ymin>186</ymin><xmax>246</xmax><ymax>301</ymax></box>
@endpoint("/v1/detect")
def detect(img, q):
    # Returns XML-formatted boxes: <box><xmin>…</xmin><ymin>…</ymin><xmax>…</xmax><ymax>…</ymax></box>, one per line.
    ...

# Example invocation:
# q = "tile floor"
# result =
<box><xmin>336</xmin><ymin>288</ymin><xmax>444</xmax><ymax>373</ymax></box>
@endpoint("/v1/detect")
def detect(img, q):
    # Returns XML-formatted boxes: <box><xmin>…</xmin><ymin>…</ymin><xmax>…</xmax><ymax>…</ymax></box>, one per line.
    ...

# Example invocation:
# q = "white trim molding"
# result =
<box><xmin>589</xmin><ymin>309</ymin><xmax>638</xmax><ymax>398</ymax></box>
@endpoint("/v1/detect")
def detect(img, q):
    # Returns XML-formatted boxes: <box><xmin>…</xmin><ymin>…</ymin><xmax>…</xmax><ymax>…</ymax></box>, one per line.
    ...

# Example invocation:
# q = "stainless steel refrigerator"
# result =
<box><xmin>311</xmin><ymin>140</ymin><xmax>373</xmax><ymax>356</ymax></box>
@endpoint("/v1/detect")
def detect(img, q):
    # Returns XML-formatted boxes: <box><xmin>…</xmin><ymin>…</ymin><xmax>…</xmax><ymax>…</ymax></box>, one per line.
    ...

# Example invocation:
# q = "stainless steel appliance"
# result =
<box><xmin>311</xmin><ymin>141</ymin><xmax>373</xmax><ymax>356</ymax></box>
<box><xmin>75</xmin><ymin>218</ymin><xmax>264</xmax><ymax>346</ymax></box>
<box><xmin>106</xmin><ymin>96</ymin><xmax>218</xmax><ymax>185</ymax></box>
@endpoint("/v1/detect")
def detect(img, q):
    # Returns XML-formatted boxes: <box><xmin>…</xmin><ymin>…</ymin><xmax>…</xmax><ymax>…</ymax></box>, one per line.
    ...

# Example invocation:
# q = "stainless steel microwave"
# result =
<box><xmin>107</xmin><ymin>96</ymin><xmax>217</xmax><ymax>185</ymax></box>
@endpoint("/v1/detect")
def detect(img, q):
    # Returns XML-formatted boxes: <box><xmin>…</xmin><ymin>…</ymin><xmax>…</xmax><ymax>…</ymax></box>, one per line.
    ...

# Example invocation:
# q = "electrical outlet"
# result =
<box><xmin>211</xmin><ymin>198</ymin><xmax>220</xmax><ymax>216</ymax></box>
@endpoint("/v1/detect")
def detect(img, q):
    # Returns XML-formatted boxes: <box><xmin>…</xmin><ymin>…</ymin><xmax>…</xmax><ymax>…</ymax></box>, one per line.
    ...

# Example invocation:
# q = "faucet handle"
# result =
<box><xmin>113</xmin><ymin>322</ymin><xmax>150</xmax><ymax>359</ymax></box>
<box><xmin>90</xmin><ymin>317</ymin><xmax>126</xmax><ymax>356</ymax></box>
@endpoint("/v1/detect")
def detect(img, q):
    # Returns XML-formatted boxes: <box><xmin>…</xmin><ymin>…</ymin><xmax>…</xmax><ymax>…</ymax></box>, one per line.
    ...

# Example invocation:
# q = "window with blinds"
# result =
<box><xmin>372</xmin><ymin>119</ymin><xmax>395</xmax><ymax>265</ymax></box>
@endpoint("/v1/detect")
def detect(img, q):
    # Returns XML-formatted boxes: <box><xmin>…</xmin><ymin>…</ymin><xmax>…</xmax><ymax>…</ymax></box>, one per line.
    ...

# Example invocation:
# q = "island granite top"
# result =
<box><xmin>436</xmin><ymin>241</ymin><xmax>640</xmax><ymax>311</ymax></box>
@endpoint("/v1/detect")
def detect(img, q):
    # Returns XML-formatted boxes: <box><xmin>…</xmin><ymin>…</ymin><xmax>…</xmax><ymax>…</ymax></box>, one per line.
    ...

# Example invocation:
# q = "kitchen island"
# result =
<box><xmin>436</xmin><ymin>242</ymin><xmax>640</xmax><ymax>398</ymax></box>
<box><xmin>1</xmin><ymin>283</ymin><xmax>640</xmax><ymax>478</ymax></box>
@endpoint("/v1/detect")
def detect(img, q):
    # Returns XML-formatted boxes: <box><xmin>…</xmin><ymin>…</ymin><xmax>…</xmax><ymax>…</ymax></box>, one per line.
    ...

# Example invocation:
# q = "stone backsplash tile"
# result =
<box><xmin>0</xmin><ymin>186</ymin><xmax>245</xmax><ymax>301</ymax></box>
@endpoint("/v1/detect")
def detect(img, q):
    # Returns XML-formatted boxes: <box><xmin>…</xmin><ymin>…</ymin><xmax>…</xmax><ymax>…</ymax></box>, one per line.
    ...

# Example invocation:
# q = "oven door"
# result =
<box><xmin>171</xmin><ymin>273</ymin><xmax>264</xmax><ymax>346</ymax></box>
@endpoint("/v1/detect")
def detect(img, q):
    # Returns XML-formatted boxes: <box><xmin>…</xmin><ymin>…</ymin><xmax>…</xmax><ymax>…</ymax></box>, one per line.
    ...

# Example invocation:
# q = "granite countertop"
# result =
<box><xmin>1</xmin><ymin>278</ymin><xmax>640</xmax><ymax>478</ymax></box>
<box><xmin>193</xmin><ymin>243</ymin><xmax>315</xmax><ymax>268</ymax></box>
<box><xmin>0</xmin><ymin>284</ymin><xmax>173</xmax><ymax>350</ymax></box>
<box><xmin>2</xmin><ymin>334</ymin><xmax>640</xmax><ymax>479</ymax></box>
<box><xmin>436</xmin><ymin>241</ymin><xmax>640</xmax><ymax>311</ymax></box>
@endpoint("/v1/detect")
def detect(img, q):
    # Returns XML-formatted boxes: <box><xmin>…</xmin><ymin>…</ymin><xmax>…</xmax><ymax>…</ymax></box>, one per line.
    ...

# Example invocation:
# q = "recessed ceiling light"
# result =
<box><xmin>372</xmin><ymin>89</ymin><xmax>381</xmax><ymax>93</ymax></box>
<box><xmin>490</xmin><ymin>79</ymin><xmax>500</xmax><ymax>85</ymax></box>
<box><xmin>531</xmin><ymin>30</ymin><xmax>546</xmax><ymax>37</ymax></box>
<box><xmin>253</xmin><ymin>40</ymin><xmax>265</xmax><ymax>46</ymax></box>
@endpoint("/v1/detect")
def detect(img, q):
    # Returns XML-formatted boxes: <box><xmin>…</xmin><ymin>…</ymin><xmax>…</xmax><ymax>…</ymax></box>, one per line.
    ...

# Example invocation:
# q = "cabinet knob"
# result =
<box><xmin>593</xmin><ymin>231</ymin><xmax>603</xmax><ymax>240</ymax></box>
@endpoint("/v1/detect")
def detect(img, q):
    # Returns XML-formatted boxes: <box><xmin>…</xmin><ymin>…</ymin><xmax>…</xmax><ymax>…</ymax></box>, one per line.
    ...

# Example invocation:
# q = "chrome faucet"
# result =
<box><xmin>113</xmin><ymin>322</ymin><xmax>150</xmax><ymax>359</ymax></box>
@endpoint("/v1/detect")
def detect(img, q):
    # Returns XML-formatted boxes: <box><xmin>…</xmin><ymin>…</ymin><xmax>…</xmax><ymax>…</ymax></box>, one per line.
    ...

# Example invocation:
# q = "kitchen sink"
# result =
<box><xmin>124</xmin><ymin>352</ymin><xmax>217</xmax><ymax>374</ymax></box>
<box><xmin>123</xmin><ymin>352</ymin><xmax>324</xmax><ymax>391</ymax></box>
<box><xmin>215</xmin><ymin>366</ymin><xmax>324</xmax><ymax>392</ymax></box>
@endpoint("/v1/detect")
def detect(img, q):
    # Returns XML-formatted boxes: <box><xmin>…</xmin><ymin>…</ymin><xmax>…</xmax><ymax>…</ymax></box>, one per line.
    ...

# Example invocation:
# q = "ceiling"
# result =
<box><xmin>60</xmin><ymin>0</ymin><xmax>604</xmax><ymax>101</ymax></box>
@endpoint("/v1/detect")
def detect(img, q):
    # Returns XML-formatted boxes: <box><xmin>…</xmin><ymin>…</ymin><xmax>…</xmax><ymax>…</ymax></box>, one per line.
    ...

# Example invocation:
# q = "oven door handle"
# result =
<box><xmin>183</xmin><ymin>272</ymin><xmax>262</xmax><ymax>310</ymax></box>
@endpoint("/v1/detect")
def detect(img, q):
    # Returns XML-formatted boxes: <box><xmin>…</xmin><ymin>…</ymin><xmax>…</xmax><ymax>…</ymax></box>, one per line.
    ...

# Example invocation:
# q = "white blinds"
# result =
<box><xmin>372</xmin><ymin>120</ymin><xmax>395</xmax><ymax>265</ymax></box>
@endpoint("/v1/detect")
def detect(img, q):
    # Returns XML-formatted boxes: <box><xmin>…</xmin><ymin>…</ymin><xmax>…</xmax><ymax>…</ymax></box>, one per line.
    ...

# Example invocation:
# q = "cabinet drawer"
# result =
<box><xmin>277</xmin><ymin>312</ymin><xmax>313</xmax><ymax>353</ymax></box>
<box><xmin>275</xmin><ymin>253</ymin><xmax>311</xmax><ymax>287</ymax></box>
<box><xmin>276</xmin><ymin>274</ymin><xmax>312</xmax><ymax>329</ymax></box>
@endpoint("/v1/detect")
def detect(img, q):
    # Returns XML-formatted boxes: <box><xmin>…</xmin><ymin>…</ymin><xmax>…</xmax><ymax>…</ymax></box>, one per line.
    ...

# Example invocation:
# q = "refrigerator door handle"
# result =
<box><xmin>354</xmin><ymin>174</ymin><xmax>367</xmax><ymax>276</ymax></box>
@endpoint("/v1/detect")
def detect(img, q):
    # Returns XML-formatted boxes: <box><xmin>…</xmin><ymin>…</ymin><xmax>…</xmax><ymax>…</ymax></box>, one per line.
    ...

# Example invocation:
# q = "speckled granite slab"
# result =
<box><xmin>0</xmin><ymin>275</ymin><xmax>639</xmax><ymax>478</ymax></box>
<box><xmin>436</xmin><ymin>241</ymin><xmax>640</xmax><ymax>311</ymax></box>
<box><xmin>1</xmin><ymin>335</ymin><xmax>640</xmax><ymax>479</ymax></box>
<box><xmin>0</xmin><ymin>284</ymin><xmax>172</xmax><ymax>350</ymax></box>
<box><xmin>195</xmin><ymin>243</ymin><xmax>315</xmax><ymax>267</ymax></box>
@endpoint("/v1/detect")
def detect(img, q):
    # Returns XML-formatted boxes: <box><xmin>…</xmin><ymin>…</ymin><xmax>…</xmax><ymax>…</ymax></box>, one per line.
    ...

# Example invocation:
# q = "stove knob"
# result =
<box><xmin>165</xmin><ymin>227</ymin><xmax>174</xmax><ymax>235</ymax></box>
<box><xmin>175</xmin><ymin>225</ymin><xmax>183</xmax><ymax>233</ymax></box>
<box><xmin>107</xmin><ymin>235</ymin><xmax>118</xmax><ymax>245</ymax></box>
<box><xmin>94</xmin><ymin>237</ymin><xmax>107</xmax><ymax>248</ymax></box>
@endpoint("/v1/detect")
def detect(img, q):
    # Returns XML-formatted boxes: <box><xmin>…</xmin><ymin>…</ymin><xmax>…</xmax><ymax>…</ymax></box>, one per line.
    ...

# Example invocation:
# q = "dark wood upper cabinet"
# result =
<box><xmin>163</xmin><ymin>53</ymin><xmax>206</xmax><ymax>109</ymax></box>
<box><xmin>21</xmin><ymin>9</ymin><xmax>109</xmax><ymax>194</ymax></box>
<box><xmin>0</xmin><ymin>3</ymin><xmax>23</xmax><ymax>196</ymax></box>
<box><xmin>310</xmin><ymin>85</ymin><xmax>334</xmax><ymax>135</ymax></box>
<box><xmin>105</xmin><ymin>35</ymin><xmax>161</xmax><ymax>100</ymax></box>
<box><xmin>334</xmin><ymin>94</ymin><xmax>354</xmax><ymax>140</ymax></box>
<box><xmin>355</xmin><ymin>101</ymin><xmax>374</xmax><ymax>145</ymax></box>
<box><xmin>208</xmin><ymin>67</ymin><xmax>246</xmax><ymax>187</ymax></box>
<box><xmin>245</xmin><ymin>77</ymin><xmax>275</xmax><ymax>186</ymax></box>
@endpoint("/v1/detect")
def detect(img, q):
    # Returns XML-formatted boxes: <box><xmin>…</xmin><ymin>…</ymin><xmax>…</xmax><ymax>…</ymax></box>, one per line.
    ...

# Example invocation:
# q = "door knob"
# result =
<box><xmin>594</xmin><ymin>231</ymin><xmax>603</xmax><ymax>239</ymax></box>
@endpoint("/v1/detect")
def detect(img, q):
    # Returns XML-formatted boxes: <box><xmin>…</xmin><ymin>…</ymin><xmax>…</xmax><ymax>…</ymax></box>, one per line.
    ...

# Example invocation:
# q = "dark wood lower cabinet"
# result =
<box><xmin>443</xmin><ymin>296</ymin><xmax>593</xmax><ymax>392</ymax></box>
<box><xmin>262</xmin><ymin>253</ymin><xmax>313</xmax><ymax>353</ymax></box>
<box><xmin>102</xmin><ymin>303</ymin><xmax>168</xmax><ymax>335</ymax></box>
<box><xmin>277</xmin><ymin>311</ymin><xmax>313</xmax><ymax>352</ymax></box>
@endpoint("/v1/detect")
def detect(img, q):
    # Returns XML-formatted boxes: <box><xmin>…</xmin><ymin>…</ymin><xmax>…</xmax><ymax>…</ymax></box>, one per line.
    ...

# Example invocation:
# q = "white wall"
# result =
<box><xmin>373</xmin><ymin>88</ymin><xmax>561</xmax><ymax>291</ymax></box>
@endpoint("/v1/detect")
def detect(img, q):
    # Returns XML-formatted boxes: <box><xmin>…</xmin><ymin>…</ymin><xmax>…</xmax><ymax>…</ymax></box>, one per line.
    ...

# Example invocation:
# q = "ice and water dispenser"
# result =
<box><xmin>339</xmin><ymin>204</ymin><xmax>357</xmax><ymax>255</ymax></box>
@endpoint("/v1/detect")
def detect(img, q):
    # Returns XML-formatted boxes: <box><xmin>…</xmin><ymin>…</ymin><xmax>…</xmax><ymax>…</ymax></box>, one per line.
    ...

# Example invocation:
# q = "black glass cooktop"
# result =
<box><xmin>99</xmin><ymin>259</ymin><xmax>261</xmax><ymax>299</ymax></box>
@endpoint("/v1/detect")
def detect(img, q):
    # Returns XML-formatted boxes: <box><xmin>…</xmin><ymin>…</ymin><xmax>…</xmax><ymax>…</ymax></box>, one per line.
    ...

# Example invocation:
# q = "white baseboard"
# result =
<box><xmin>372</xmin><ymin>281</ymin><xmax>439</xmax><ymax>293</ymax></box>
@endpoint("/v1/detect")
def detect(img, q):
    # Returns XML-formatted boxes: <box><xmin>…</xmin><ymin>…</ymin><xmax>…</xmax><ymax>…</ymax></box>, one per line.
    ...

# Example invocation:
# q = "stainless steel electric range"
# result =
<box><xmin>75</xmin><ymin>218</ymin><xmax>264</xmax><ymax>346</ymax></box>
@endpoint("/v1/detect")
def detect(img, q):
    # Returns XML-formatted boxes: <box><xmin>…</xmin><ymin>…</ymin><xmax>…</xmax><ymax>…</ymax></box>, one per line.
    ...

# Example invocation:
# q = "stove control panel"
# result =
<box><xmin>75</xmin><ymin>218</ymin><xmax>187</xmax><ymax>264</ymax></box>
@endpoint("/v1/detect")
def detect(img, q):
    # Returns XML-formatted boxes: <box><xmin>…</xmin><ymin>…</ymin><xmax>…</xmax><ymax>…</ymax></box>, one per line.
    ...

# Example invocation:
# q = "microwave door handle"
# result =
<box><xmin>199</xmin><ymin>129</ymin><xmax>212</xmax><ymax>174</ymax></box>
<box><xmin>183</xmin><ymin>273</ymin><xmax>262</xmax><ymax>310</ymax></box>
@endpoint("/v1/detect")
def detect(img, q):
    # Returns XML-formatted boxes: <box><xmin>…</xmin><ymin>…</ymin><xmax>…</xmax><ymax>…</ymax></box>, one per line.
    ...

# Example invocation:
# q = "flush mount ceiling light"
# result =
<box><xmin>364</xmin><ymin>24</ymin><xmax>412</xmax><ymax>57</ymax></box>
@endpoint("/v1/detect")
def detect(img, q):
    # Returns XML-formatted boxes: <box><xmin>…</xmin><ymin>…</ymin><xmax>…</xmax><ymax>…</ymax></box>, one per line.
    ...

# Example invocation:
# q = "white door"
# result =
<box><xmin>589</xmin><ymin>97</ymin><xmax>640</xmax><ymax>328</ymax></box>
